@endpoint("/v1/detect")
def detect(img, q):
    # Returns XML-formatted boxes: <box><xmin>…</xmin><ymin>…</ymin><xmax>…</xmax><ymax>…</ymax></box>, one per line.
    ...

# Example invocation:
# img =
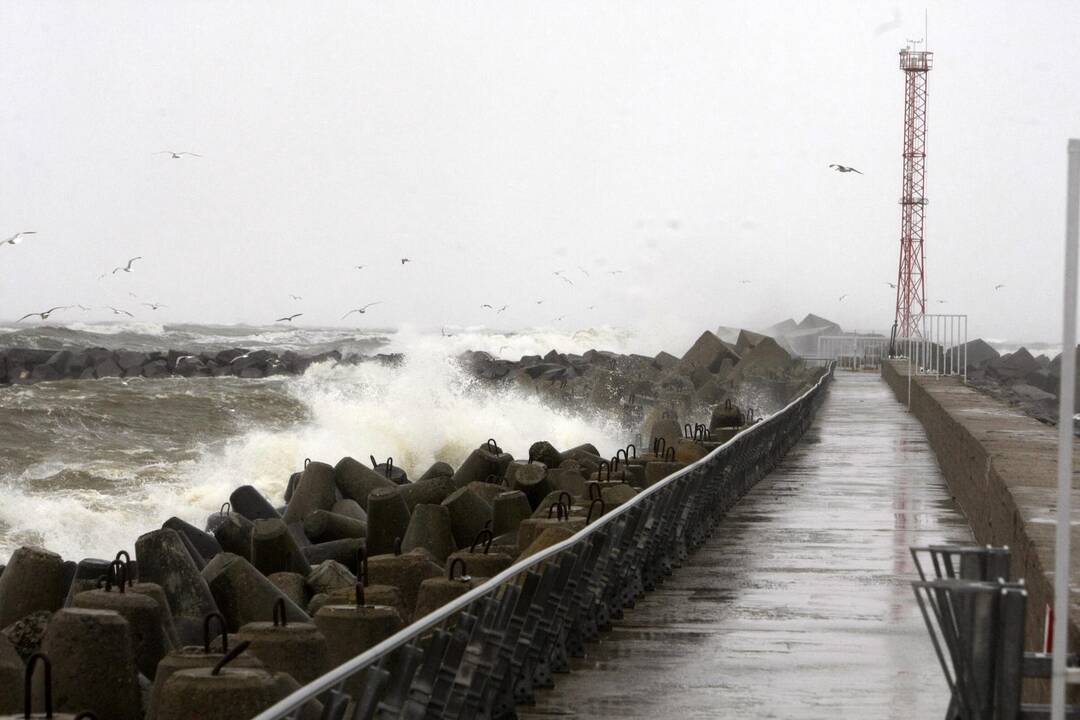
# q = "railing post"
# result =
<box><xmin>1052</xmin><ymin>138</ymin><xmax>1080</xmax><ymax>719</ymax></box>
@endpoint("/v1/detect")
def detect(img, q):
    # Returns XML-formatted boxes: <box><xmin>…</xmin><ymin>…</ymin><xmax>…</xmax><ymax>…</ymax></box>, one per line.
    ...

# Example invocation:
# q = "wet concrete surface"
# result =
<box><xmin>520</xmin><ymin>372</ymin><xmax>972</xmax><ymax>719</ymax></box>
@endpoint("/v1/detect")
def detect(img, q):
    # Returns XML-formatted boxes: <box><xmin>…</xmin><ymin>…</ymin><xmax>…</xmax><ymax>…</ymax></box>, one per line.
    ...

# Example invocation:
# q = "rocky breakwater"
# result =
<box><xmin>0</xmin><ymin>346</ymin><xmax>402</xmax><ymax>384</ymax></box>
<box><xmin>948</xmin><ymin>339</ymin><xmax>1077</xmax><ymax>427</ymax></box>
<box><xmin>0</xmin><ymin>431</ymin><xmax>753</xmax><ymax>718</ymax></box>
<box><xmin>462</xmin><ymin>328</ymin><xmax>823</xmax><ymax>444</ymax></box>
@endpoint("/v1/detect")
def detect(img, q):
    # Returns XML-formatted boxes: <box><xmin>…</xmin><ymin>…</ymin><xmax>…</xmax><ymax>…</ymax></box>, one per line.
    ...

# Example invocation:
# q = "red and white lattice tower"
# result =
<box><xmin>894</xmin><ymin>46</ymin><xmax>933</xmax><ymax>338</ymax></box>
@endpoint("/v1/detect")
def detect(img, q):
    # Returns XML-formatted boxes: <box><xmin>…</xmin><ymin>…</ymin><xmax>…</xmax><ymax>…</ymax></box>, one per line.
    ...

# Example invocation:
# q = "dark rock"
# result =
<box><xmin>1</xmin><ymin>610</ymin><xmax>51</xmax><ymax>661</ymax></box>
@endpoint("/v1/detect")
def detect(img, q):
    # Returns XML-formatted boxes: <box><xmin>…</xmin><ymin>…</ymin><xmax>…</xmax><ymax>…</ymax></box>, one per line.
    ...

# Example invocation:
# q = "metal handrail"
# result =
<box><xmin>254</xmin><ymin>362</ymin><xmax>835</xmax><ymax>719</ymax></box>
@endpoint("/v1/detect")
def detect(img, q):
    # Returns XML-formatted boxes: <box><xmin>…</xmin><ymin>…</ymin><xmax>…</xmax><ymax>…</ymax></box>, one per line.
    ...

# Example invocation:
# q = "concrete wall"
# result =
<box><xmin>882</xmin><ymin>360</ymin><xmax>1078</xmax><ymax>699</ymax></box>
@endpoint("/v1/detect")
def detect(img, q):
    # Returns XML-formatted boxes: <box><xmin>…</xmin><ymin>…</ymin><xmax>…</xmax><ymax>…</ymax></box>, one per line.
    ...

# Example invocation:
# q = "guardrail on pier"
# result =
<box><xmin>255</xmin><ymin>363</ymin><xmax>835</xmax><ymax>720</ymax></box>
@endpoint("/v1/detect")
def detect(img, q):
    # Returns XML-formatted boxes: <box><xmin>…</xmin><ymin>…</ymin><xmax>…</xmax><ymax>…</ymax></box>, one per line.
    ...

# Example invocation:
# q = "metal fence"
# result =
<box><xmin>816</xmin><ymin>334</ymin><xmax>889</xmax><ymax>371</ymax></box>
<box><xmin>895</xmin><ymin>312</ymin><xmax>969</xmax><ymax>382</ymax></box>
<box><xmin>254</xmin><ymin>364</ymin><xmax>835</xmax><ymax>720</ymax></box>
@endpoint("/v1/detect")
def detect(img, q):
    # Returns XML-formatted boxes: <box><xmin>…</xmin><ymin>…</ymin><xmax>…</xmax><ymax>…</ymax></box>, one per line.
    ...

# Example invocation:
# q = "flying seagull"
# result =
<box><xmin>289</xmin><ymin>294</ymin><xmax>302</xmax><ymax>301</ymax></box>
<box><xmin>937</xmin><ymin>299</ymin><xmax>948</xmax><ymax>304</ymax></box>
<box><xmin>275</xmin><ymin>313</ymin><xmax>303</xmax><ymax>322</ymax></box>
<box><xmin>829</xmin><ymin>164</ymin><xmax>863</xmax><ymax>174</ymax></box>
<box><xmin>342</xmin><ymin>302</ymin><xmax>382</xmax><ymax>318</ymax></box>
<box><xmin>838</xmin><ymin>294</ymin><xmax>849</xmax><ymax>302</ymax></box>
<box><xmin>995</xmin><ymin>284</ymin><xmax>1006</xmax><ymax>290</ymax></box>
<box><xmin>107</xmin><ymin>306</ymin><xmax>134</xmax><ymax>317</ymax></box>
<box><xmin>886</xmin><ymin>281</ymin><xmax>897</xmax><ymax>289</ymax></box>
<box><xmin>535</xmin><ymin>299</ymin><xmax>544</xmax><ymax>305</ymax></box>
<box><xmin>112</xmin><ymin>257</ymin><xmax>142</xmax><ymax>274</ymax></box>
<box><xmin>354</xmin><ymin>265</ymin><xmax>365</xmax><ymax>271</ymax></box>
<box><xmin>16</xmin><ymin>306</ymin><xmax>70</xmax><ymax>322</ymax></box>
<box><xmin>606</xmin><ymin>270</ymin><xmax>623</xmax><ymax>276</ymax></box>
<box><xmin>400</xmin><ymin>258</ymin><xmax>411</xmax><ymax>265</ymax></box>
<box><xmin>497</xmin><ymin>305</ymin><xmax>508</xmax><ymax>314</ymax></box>
<box><xmin>142</xmin><ymin>302</ymin><xmax>167</xmax><ymax>310</ymax></box>
<box><xmin>2</xmin><ymin>231</ymin><xmax>36</xmax><ymax>247</ymax></box>
<box><xmin>739</xmin><ymin>279</ymin><xmax>753</xmax><ymax>285</ymax></box>
<box><xmin>553</xmin><ymin>271</ymin><xmax>574</xmax><ymax>287</ymax></box>
<box><xmin>155</xmin><ymin>151</ymin><xmax>201</xmax><ymax>159</ymax></box>
<box><xmin>480</xmin><ymin>304</ymin><xmax>493</xmax><ymax>309</ymax></box>
<box><xmin>578</xmin><ymin>266</ymin><xmax>590</xmax><ymax>277</ymax></box>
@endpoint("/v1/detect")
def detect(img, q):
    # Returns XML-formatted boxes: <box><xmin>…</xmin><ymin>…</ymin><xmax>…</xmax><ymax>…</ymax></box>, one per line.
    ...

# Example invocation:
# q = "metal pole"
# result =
<box><xmin>1052</xmin><ymin>138</ymin><xmax>1080</xmax><ymax>719</ymax></box>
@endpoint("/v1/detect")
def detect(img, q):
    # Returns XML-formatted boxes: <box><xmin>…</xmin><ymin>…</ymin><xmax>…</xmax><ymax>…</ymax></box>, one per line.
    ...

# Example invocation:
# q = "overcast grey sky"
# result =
<box><xmin>2</xmin><ymin>1</ymin><xmax>1078</xmax><ymax>343</ymax></box>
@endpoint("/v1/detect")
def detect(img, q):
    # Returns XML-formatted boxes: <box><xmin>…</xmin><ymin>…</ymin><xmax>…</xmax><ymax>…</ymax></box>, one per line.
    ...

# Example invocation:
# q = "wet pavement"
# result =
<box><xmin>520</xmin><ymin>371</ymin><xmax>972</xmax><ymax>719</ymax></box>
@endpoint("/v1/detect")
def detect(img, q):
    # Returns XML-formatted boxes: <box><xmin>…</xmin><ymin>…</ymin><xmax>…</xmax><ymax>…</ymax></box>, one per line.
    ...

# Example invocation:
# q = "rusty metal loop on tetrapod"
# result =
<box><xmin>219</xmin><ymin>501</ymin><xmax>231</xmax><ymax>516</ymax></box>
<box><xmin>470</xmin><ymin>528</ymin><xmax>494</xmax><ymax>554</ymax></box>
<box><xmin>586</xmin><ymin>498</ymin><xmax>606</xmax><ymax>525</ymax></box>
<box><xmin>212</xmin><ymin>640</ymin><xmax>251</xmax><ymax>676</ymax></box>
<box><xmin>448</xmin><ymin>557</ymin><xmax>470</xmax><ymax>582</ymax></box>
<box><xmin>625</xmin><ymin>443</ymin><xmax>637</xmax><ymax>459</ymax></box>
<box><xmin>273</xmin><ymin>597</ymin><xmax>288</xmax><ymax>627</ymax></box>
<box><xmin>356</xmin><ymin>546</ymin><xmax>368</xmax><ymax>585</ymax></box>
<box><xmin>24</xmin><ymin>652</ymin><xmax>53</xmax><ymax>719</ymax></box>
<box><xmin>664</xmin><ymin>446</ymin><xmax>676</xmax><ymax>462</ymax></box>
<box><xmin>204</xmin><ymin>612</ymin><xmax>229</xmax><ymax>654</ymax></box>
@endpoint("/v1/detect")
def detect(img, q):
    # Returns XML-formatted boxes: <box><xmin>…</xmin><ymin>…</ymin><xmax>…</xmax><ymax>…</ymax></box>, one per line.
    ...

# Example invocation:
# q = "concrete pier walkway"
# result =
<box><xmin>520</xmin><ymin>372</ymin><xmax>972</xmax><ymax>719</ymax></box>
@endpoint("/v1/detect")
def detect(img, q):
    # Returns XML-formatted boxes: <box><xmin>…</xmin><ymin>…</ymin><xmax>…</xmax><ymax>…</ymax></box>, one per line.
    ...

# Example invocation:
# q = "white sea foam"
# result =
<box><xmin>0</xmin><ymin>329</ymin><xmax>632</xmax><ymax>560</ymax></box>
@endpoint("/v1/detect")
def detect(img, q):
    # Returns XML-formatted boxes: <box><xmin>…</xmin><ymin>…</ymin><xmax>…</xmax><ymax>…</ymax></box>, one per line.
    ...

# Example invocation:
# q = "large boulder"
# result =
<box><xmin>678</xmin><ymin>331</ymin><xmax>741</xmax><ymax>373</ymax></box>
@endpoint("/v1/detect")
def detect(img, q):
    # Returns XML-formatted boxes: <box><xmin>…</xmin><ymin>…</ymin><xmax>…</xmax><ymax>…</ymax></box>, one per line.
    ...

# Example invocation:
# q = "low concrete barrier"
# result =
<box><xmin>882</xmin><ymin>359</ymin><xmax>1079</xmax><ymax>697</ymax></box>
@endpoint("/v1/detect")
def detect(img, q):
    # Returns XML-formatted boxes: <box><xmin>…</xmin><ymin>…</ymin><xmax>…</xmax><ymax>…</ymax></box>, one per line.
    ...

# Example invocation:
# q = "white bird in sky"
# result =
<box><xmin>142</xmin><ymin>302</ymin><xmax>166</xmax><ymax>310</ymax></box>
<box><xmin>107</xmin><ymin>306</ymin><xmax>134</xmax><ymax>317</ymax></box>
<box><xmin>553</xmin><ymin>271</ymin><xmax>574</xmax><ymax>287</ymax></box>
<box><xmin>886</xmin><ymin>282</ymin><xmax>897</xmax><ymax>289</ymax></box>
<box><xmin>829</xmin><ymin>164</ymin><xmax>863</xmax><ymax>175</ymax></box>
<box><xmin>289</xmin><ymin>294</ymin><xmax>302</xmax><ymax>301</ymax></box>
<box><xmin>155</xmin><ymin>151</ymin><xmax>201</xmax><ymax>159</ymax></box>
<box><xmin>400</xmin><ymin>258</ymin><xmax>411</xmax><ymax>265</ymax></box>
<box><xmin>112</xmin><ymin>257</ymin><xmax>142</xmax><ymax>274</ymax></box>
<box><xmin>17</xmin><ymin>306</ymin><xmax>70</xmax><ymax>322</ymax></box>
<box><xmin>606</xmin><ymin>270</ymin><xmax>623</xmax><ymax>276</ymax></box>
<box><xmin>2</xmin><ymin>231</ymin><xmax>36</xmax><ymax>247</ymax></box>
<box><xmin>838</xmin><ymin>294</ymin><xmax>849</xmax><ymax>302</ymax></box>
<box><xmin>275</xmin><ymin>313</ymin><xmax>303</xmax><ymax>322</ymax></box>
<box><xmin>739</xmin><ymin>279</ymin><xmax>753</xmax><ymax>285</ymax></box>
<box><xmin>342</xmin><ymin>302</ymin><xmax>382</xmax><ymax>318</ymax></box>
<box><xmin>578</xmin><ymin>266</ymin><xmax>590</xmax><ymax>277</ymax></box>
<box><xmin>995</xmin><ymin>284</ymin><xmax>1006</xmax><ymax>290</ymax></box>
<box><xmin>354</xmin><ymin>265</ymin><xmax>365</xmax><ymax>271</ymax></box>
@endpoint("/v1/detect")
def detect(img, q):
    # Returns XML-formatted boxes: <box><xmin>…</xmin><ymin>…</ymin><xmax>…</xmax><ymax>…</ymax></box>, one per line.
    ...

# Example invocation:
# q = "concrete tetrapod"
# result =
<box><xmin>413</xmin><ymin>558</ymin><xmax>484</xmax><ymax>620</ymax></box>
<box><xmin>418</xmin><ymin>461</ymin><xmax>455</xmax><ymax>481</ymax></box>
<box><xmin>446</xmin><ymin>531</ymin><xmax>513</xmax><ymax>583</ymax></box>
<box><xmin>492</xmin><ymin>490</ymin><xmax>533</xmax><ymax>537</ymax></box>
<box><xmin>157</xmin><ymin>643</ymin><xmax>284</xmax><ymax>720</ymax></box>
<box><xmin>508</xmin><ymin>461</ymin><xmax>553</xmax><ymax>510</ymax></box>
<box><xmin>301</xmin><ymin>538</ymin><xmax>365</xmax><ymax>573</ymax></box>
<box><xmin>251</xmin><ymin>518</ymin><xmax>311</xmax><ymax>576</ymax></box>
<box><xmin>306</xmin><ymin>560</ymin><xmax>355</xmax><ymax>596</ymax></box>
<box><xmin>201</xmin><ymin>553</ymin><xmax>310</xmax><ymax>632</ymax></box>
<box><xmin>62</xmin><ymin>558</ymin><xmax>111</xmax><ymax>607</ymax></box>
<box><xmin>399</xmin><ymin>475</ymin><xmax>457</xmax><ymax>511</ymax></box>
<box><xmin>0</xmin><ymin>635</ymin><xmax>20</xmax><ymax>713</ymax></box>
<box><xmin>441</xmin><ymin>487</ymin><xmax>493</xmax><ymax>549</ymax></box>
<box><xmin>281</xmin><ymin>460</ymin><xmax>337</xmax><ymax>524</ymax></box>
<box><xmin>333</xmin><ymin>456</ymin><xmax>394</xmax><ymax>509</ymax></box>
<box><xmin>0</xmin><ymin>546</ymin><xmax>65</xmax><ymax>628</ymax></box>
<box><xmin>268</xmin><ymin>572</ymin><xmax>308</xmax><ymax>609</ymax></box>
<box><xmin>212</xmin><ymin>512</ymin><xmax>255</xmax><ymax>561</ymax></box>
<box><xmin>314</xmin><ymin>587</ymin><xmax>403</xmax><ymax>694</ymax></box>
<box><xmin>71</xmin><ymin>583</ymin><xmax>173</xmax><ymax>680</ymax></box>
<box><xmin>128</xmin><ymin>580</ymin><xmax>182</xmax><ymax>649</ymax></box>
<box><xmin>401</xmin><ymin>504</ymin><xmax>457</xmax><ymax>564</ymax></box>
<box><xmin>451</xmin><ymin>447</ymin><xmax>502</xmax><ymax>489</ymax></box>
<box><xmin>162</xmin><ymin>517</ymin><xmax>223</xmax><ymax>561</ymax></box>
<box><xmin>366</xmin><ymin>550</ymin><xmax>443</xmax><ymax>622</ymax></box>
<box><xmin>235</xmin><ymin>599</ymin><xmax>329</xmax><ymax>686</ymax></box>
<box><xmin>528</xmin><ymin>440</ymin><xmax>563</xmax><ymax>469</ymax></box>
<box><xmin>32</xmin><ymin>609</ymin><xmax>141</xmax><ymax>720</ymax></box>
<box><xmin>307</xmin><ymin>583</ymin><xmax>406</xmax><ymax>621</ymax></box>
<box><xmin>135</xmin><ymin>529</ymin><xmax>219</xmax><ymax>645</ymax></box>
<box><xmin>228</xmin><ymin>485</ymin><xmax>281</xmax><ymax>522</ymax></box>
<box><xmin>330</xmin><ymin>498</ymin><xmax>367</xmax><ymax>522</ymax></box>
<box><xmin>148</xmin><ymin>613</ymin><xmax>265</xmax><ymax>720</ymax></box>
<box><xmin>366</xmin><ymin>486</ymin><xmax>411</xmax><ymax>557</ymax></box>
<box><xmin>302</xmin><ymin>510</ymin><xmax>367</xmax><ymax>542</ymax></box>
